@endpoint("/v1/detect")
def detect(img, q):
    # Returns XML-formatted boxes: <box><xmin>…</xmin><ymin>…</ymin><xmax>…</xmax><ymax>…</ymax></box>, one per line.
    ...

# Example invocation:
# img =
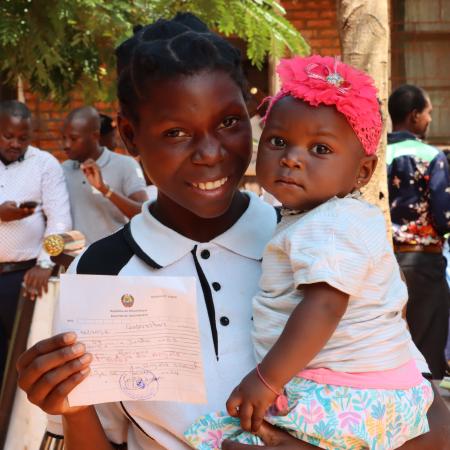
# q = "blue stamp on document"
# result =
<box><xmin>119</xmin><ymin>367</ymin><xmax>159</xmax><ymax>400</ymax></box>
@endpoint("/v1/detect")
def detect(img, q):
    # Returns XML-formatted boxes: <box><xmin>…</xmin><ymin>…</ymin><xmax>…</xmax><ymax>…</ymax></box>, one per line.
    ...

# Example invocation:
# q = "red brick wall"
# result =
<box><xmin>282</xmin><ymin>0</ymin><xmax>340</xmax><ymax>56</ymax></box>
<box><xmin>25</xmin><ymin>88</ymin><xmax>120</xmax><ymax>161</ymax></box>
<box><xmin>26</xmin><ymin>0</ymin><xmax>341</xmax><ymax>160</ymax></box>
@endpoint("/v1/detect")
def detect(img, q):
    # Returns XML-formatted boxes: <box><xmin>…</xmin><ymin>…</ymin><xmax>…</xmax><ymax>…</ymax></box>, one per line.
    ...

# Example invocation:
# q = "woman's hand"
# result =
<box><xmin>226</xmin><ymin>369</ymin><xmax>278</xmax><ymax>433</ymax></box>
<box><xmin>16</xmin><ymin>332</ymin><xmax>92</xmax><ymax>416</ymax></box>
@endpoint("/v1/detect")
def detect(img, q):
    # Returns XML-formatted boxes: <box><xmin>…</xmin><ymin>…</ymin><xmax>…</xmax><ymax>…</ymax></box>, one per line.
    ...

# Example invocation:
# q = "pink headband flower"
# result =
<box><xmin>263</xmin><ymin>55</ymin><xmax>383</xmax><ymax>156</ymax></box>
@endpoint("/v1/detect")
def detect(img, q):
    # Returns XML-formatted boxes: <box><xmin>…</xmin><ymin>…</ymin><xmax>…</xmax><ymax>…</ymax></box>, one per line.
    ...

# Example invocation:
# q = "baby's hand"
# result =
<box><xmin>226</xmin><ymin>369</ymin><xmax>278</xmax><ymax>433</ymax></box>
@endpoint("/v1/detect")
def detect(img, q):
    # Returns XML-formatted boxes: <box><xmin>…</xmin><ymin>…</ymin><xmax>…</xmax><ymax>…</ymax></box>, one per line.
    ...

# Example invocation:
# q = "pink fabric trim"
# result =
<box><xmin>298</xmin><ymin>359</ymin><xmax>424</xmax><ymax>389</ymax></box>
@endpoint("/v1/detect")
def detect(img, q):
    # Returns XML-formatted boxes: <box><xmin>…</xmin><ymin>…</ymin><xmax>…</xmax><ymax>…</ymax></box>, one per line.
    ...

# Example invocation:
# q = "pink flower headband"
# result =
<box><xmin>263</xmin><ymin>55</ymin><xmax>383</xmax><ymax>156</ymax></box>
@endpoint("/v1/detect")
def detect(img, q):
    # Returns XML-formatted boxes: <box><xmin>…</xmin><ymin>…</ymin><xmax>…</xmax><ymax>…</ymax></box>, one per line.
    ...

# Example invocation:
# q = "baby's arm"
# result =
<box><xmin>226</xmin><ymin>282</ymin><xmax>349</xmax><ymax>432</ymax></box>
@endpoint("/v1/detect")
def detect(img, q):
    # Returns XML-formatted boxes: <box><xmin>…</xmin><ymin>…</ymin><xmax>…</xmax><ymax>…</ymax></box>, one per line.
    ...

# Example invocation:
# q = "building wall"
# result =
<box><xmin>391</xmin><ymin>0</ymin><xmax>450</xmax><ymax>145</ymax></box>
<box><xmin>282</xmin><ymin>0</ymin><xmax>340</xmax><ymax>56</ymax></box>
<box><xmin>25</xmin><ymin>0</ymin><xmax>341</xmax><ymax>160</ymax></box>
<box><xmin>25</xmin><ymin>89</ymin><xmax>119</xmax><ymax>160</ymax></box>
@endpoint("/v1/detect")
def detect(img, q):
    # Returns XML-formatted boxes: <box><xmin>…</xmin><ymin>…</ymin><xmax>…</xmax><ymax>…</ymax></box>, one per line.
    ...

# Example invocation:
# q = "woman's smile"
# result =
<box><xmin>190</xmin><ymin>176</ymin><xmax>229</xmax><ymax>191</ymax></box>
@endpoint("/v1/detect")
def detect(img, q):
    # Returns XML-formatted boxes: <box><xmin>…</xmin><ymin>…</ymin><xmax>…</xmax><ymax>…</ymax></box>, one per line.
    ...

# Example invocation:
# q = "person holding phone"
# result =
<box><xmin>0</xmin><ymin>100</ymin><xmax>71</xmax><ymax>383</ymax></box>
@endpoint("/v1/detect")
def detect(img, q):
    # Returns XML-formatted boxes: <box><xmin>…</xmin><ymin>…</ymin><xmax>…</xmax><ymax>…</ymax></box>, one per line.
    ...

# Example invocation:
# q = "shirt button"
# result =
<box><xmin>220</xmin><ymin>316</ymin><xmax>230</xmax><ymax>326</ymax></box>
<box><xmin>200</xmin><ymin>249</ymin><xmax>210</xmax><ymax>259</ymax></box>
<box><xmin>212</xmin><ymin>282</ymin><xmax>221</xmax><ymax>291</ymax></box>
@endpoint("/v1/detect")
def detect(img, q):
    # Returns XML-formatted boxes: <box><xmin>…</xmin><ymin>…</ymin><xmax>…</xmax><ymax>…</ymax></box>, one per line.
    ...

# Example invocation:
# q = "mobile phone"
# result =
<box><xmin>19</xmin><ymin>201</ymin><xmax>39</xmax><ymax>209</ymax></box>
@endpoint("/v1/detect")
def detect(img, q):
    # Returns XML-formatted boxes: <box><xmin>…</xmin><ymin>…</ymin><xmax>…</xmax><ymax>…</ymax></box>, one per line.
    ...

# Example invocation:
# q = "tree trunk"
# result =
<box><xmin>336</xmin><ymin>0</ymin><xmax>391</xmax><ymax>234</ymax></box>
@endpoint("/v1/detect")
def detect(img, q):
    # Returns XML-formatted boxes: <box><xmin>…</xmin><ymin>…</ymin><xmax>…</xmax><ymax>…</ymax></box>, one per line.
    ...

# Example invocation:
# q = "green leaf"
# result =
<box><xmin>0</xmin><ymin>0</ymin><xmax>309</xmax><ymax>103</ymax></box>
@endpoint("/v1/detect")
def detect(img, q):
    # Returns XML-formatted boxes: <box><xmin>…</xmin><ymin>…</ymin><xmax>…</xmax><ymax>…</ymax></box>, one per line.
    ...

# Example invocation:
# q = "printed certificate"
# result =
<box><xmin>55</xmin><ymin>274</ymin><xmax>206</xmax><ymax>407</ymax></box>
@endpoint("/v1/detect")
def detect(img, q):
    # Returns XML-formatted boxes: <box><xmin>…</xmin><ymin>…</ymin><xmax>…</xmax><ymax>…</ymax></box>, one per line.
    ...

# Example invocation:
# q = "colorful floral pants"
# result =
<box><xmin>184</xmin><ymin>377</ymin><xmax>433</xmax><ymax>450</ymax></box>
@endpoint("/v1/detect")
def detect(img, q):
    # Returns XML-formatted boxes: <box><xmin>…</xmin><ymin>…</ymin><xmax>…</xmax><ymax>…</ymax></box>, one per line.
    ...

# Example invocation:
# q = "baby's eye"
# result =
<box><xmin>218</xmin><ymin>116</ymin><xmax>239</xmax><ymax>129</ymax></box>
<box><xmin>164</xmin><ymin>128</ymin><xmax>188</xmax><ymax>138</ymax></box>
<box><xmin>269</xmin><ymin>137</ymin><xmax>287</xmax><ymax>148</ymax></box>
<box><xmin>311</xmin><ymin>144</ymin><xmax>332</xmax><ymax>155</ymax></box>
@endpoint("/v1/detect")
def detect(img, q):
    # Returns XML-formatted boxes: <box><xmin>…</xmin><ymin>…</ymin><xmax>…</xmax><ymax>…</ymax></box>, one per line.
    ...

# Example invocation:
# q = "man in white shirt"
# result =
<box><xmin>62</xmin><ymin>107</ymin><xmax>147</xmax><ymax>244</ymax></box>
<box><xmin>0</xmin><ymin>100</ymin><xmax>71</xmax><ymax>381</ymax></box>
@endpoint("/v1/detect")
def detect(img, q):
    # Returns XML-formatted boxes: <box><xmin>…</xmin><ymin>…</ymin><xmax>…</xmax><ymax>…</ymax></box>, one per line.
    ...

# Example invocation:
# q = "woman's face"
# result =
<box><xmin>120</xmin><ymin>70</ymin><xmax>252</xmax><ymax>219</ymax></box>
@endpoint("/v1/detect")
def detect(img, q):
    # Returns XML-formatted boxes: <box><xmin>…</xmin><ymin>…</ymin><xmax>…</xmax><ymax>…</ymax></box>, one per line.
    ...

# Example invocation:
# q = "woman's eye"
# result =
<box><xmin>218</xmin><ymin>117</ymin><xmax>239</xmax><ymax>129</ymax></box>
<box><xmin>165</xmin><ymin>129</ymin><xmax>188</xmax><ymax>138</ymax></box>
<box><xmin>269</xmin><ymin>137</ymin><xmax>287</xmax><ymax>148</ymax></box>
<box><xmin>311</xmin><ymin>144</ymin><xmax>332</xmax><ymax>155</ymax></box>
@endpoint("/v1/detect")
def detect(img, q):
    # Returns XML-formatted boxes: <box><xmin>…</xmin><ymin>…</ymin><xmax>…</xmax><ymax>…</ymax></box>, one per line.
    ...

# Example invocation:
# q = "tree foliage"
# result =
<box><xmin>0</xmin><ymin>0</ymin><xmax>309</xmax><ymax>103</ymax></box>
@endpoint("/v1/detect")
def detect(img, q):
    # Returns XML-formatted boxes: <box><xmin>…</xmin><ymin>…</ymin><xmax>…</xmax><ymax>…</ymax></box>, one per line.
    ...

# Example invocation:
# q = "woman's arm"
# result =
<box><xmin>226</xmin><ymin>283</ymin><xmax>349</xmax><ymax>432</ymax></box>
<box><xmin>222</xmin><ymin>382</ymin><xmax>450</xmax><ymax>450</ymax></box>
<box><xmin>16</xmin><ymin>333</ymin><xmax>114</xmax><ymax>450</ymax></box>
<box><xmin>63</xmin><ymin>408</ymin><xmax>115</xmax><ymax>450</ymax></box>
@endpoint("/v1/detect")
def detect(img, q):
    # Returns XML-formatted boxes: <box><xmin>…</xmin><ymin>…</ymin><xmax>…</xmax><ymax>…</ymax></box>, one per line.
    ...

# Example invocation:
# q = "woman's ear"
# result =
<box><xmin>355</xmin><ymin>155</ymin><xmax>378</xmax><ymax>189</ymax></box>
<box><xmin>117</xmin><ymin>113</ymin><xmax>139</xmax><ymax>157</ymax></box>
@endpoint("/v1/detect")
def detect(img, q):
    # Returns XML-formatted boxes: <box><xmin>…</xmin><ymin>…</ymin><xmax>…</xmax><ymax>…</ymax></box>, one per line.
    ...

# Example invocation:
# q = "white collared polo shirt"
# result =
<box><xmin>48</xmin><ymin>192</ymin><xmax>277</xmax><ymax>449</ymax></box>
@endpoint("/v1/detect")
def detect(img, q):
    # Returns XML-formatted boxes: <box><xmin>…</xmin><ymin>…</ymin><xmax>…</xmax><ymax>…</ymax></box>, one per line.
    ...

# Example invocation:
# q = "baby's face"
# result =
<box><xmin>256</xmin><ymin>96</ymin><xmax>373</xmax><ymax>210</ymax></box>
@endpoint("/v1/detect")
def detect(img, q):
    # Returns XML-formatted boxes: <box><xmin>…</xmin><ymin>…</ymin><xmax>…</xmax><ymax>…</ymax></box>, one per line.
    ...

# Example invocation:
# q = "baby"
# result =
<box><xmin>186</xmin><ymin>55</ymin><xmax>433</xmax><ymax>450</ymax></box>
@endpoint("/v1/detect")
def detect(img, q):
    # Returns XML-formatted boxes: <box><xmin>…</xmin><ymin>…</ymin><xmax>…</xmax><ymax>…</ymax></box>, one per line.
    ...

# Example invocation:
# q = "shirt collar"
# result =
<box><xmin>387</xmin><ymin>131</ymin><xmax>419</xmax><ymax>145</ymax></box>
<box><xmin>128</xmin><ymin>192</ymin><xmax>277</xmax><ymax>268</ymax></box>
<box><xmin>95</xmin><ymin>147</ymin><xmax>111</xmax><ymax>168</ymax></box>
<box><xmin>0</xmin><ymin>145</ymin><xmax>36</xmax><ymax>168</ymax></box>
<box><xmin>72</xmin><ymin>147</ymin><xmax>110</xmax><ymax>169</ymax></box>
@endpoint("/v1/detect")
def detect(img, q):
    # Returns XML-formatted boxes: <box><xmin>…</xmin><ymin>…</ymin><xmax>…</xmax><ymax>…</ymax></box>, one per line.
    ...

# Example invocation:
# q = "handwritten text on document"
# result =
<box><xmin>55</xmin><ymin>274</ymin><xmax>206</xmax><ymax>407</ymax></box>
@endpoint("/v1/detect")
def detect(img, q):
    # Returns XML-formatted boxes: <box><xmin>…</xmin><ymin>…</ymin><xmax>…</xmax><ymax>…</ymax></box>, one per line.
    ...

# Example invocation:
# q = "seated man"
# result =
<box><xmin>62</xmin><ymin>106</ymin><xmax>147</xmax><ymax>245</ymax></box>
<box><xmin>0</xmin><ymin>100</ymin><xmax>71</xmax><ymax>382</ymax></box>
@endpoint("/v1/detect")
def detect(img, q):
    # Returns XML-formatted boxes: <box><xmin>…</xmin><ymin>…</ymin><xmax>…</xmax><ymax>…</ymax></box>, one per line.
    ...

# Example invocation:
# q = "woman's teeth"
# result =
<box><xmin>192</xmin><ymin>177</ymin><xmax>228</xmax><ymax>191</ymax></box>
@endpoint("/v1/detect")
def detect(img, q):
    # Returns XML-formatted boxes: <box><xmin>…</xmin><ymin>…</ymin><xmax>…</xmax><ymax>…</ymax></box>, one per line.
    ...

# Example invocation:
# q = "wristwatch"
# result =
<box><xmin>37</xmin><ymin>259</ymin><xmax>56</xmax><ymax>270</ymax></box>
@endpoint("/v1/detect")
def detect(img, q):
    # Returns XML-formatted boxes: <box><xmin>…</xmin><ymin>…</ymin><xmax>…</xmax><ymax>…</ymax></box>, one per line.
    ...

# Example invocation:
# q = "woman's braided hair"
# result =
<box><xmin>115</xmin><ymin>13</ymin><xmax>247</xmax><ymax>123</ymax></box>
